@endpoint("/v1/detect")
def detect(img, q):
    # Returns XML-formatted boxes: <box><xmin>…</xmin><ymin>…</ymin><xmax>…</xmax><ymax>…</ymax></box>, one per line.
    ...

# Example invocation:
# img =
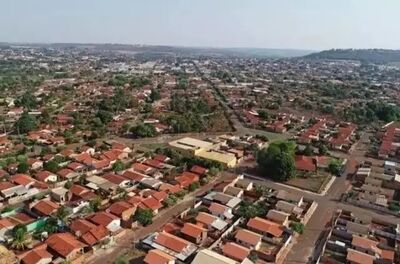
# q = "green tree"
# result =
<box><xmin>149</xmin><ymin>89</ymin><xmax>161</xmax><ymax>102</ymax></box>
<box><xmin>44</xmin><ymin>160</ymin><xmax>59</xmax><ymax>173</ymax></box>
<box><xmin>89</xmin><ymin>196</ymin><xmax>102</xmax><ymax>212</ymax></box>
<box><xmin>15</xmin><ymin>112</ymin><xmax>38</xmax><ymax>134</ymax></box>
<box><xmin>43</xmin><ymin>217</ymin><xmax>59</xmax><ymax>234</ymax></box>
<box><xmin>130</xmin><ymin>123</ymin><xmax>157</xmax><ymax>138</ymax></box>
<box><xmin>16</xmin><ymin>91</ymin><xmax>38</xmax><ymax>110</ymax></box>
<box><xmin>56</xmin><ymin>206</ymin><xmax>70</xmax><ymax>225</ymax></box>
<box><xmin>10</xmin><ymin>224</ymin><xmax>31</xmax><ymax>250</ymax></box>
<box><xmin>257</xmin><ymin>141</ymin><xmax>296</xmax><ymax>181</ymax></box>
<box><xmin>290</xmin><ymin>222</ymin><xmax>305</xmax><ymax>234</ymax></box>
<box><xmin>135</xmin><ymin>208</ymin><xmax>154</xmax><ymax>226</ymax></box>
<box><xmin>96</xmin><ymin>110</ymin><xmax>113</xmax><ymax>124</ymax></box>
<box><xmin>17</xmin><ymin>162</ymin><xmax>29</xmax><ymax>173</ymax></box>
<box><xmin>188</xmin><ymin>182</ymin><xmax>200</xmax><ymax>192</ymax></box>
<box><xmin>112</xmin><ymin>160</ymin><xmax>125</xmax><ymax>172</ymax></box>
<box><xmin>328</xmin><ymin>159</ymin><xmax>342</xmax><ymax>176</ymax></box>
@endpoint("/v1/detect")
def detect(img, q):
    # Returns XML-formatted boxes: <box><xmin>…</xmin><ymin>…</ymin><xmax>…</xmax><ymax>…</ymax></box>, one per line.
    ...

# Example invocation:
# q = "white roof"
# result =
<box><xmin>191</xmin><ymin>249</ymin><xmax>238</xmax><ymax>264</ymax></box>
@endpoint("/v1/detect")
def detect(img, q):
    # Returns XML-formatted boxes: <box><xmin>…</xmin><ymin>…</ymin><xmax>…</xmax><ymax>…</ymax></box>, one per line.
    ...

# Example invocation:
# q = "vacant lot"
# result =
<box><xmin>286</xmin><ymin>171</ymin><xmax>332</xmax><ymax>193</ymax></box>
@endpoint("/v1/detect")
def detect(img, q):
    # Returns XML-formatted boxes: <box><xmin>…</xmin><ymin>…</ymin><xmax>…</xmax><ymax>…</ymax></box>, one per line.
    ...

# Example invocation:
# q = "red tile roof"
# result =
<box><xmin>32</xmin><ymin>200</ymin><xmax>60</xmax><ymax>216</ymax></box>
<box><xmin>89</xmin><ymin>212</ymin><xmax>119</xmax><ymax>227</ymax></box>
<box><xmin>46</xmin><ymin>233</ymin><xmax>86</xmax><ymax>258</ymax></box>
<box><xmin>295</xmin><ymin>155</ymin><xmax>316</xmax><ymax>172</ymax></box>
<box><xmin>141</xmin><ymin>197</ymin><xmax>163</xmax><ymax>211</ymax></box>
<box><xmin>190</xmin><ymin>165</ymin><xmax>208</xmax><ymax>175</ymax></box>
<box><xmin>247</xmin><ymin>217</ymin><xmax>284</xmax><ymax>237</ymax></box>
<box><xmin>181</xmin><ymin>223</ymin><xmax>206</xmax><ymax>239</ymax></box>
<box><xmin>222</xmin><ymin>242</ymin><xmax>250</xmax><ymax>262</ymax></box>
<box><xmin>10</xmin><ymin>174</ymin><xmax>35</xmax><ymax>186</ymax></box>
<box><xmin>144</xmin><ymin>249</ymin><xmax>175</xmax><ymax>264</ymax></box>
<box><xmin>21</xmin><ymin>247</ymin><xmax>53</xmax><ymax>264</ymax></box>
<box><xmin>154</xmin><ymin>232</ymin><xmax>190</xmax><ymax>253</ymax></box>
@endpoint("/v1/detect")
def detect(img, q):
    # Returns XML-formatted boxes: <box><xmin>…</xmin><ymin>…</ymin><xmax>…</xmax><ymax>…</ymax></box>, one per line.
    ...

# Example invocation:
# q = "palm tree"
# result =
<box><xmin>10</xmin><ymin>224</ymin><xmax>31</xmax><ymax>251</ymax></box>
<box><xmin>56</xmin><ymin>206</ymin><xmax>69</xmax><ymax>227</ymax></box>
<box><xmin>43</xmin><ymin>217</ymin><xmax>59</xmax><ymax>234</ymax></box>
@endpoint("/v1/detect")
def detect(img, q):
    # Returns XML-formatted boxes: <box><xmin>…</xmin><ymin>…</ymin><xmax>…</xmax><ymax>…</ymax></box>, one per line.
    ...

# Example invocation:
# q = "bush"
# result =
<box><xmin>134</xmin><ymin>208</ymin><xmax>154</xmax><ymax>226</ymax></box>
<box><xmin>290</xmin><ymin>222</ymin><xmax>305</xmax><ymax>234</ymax></box>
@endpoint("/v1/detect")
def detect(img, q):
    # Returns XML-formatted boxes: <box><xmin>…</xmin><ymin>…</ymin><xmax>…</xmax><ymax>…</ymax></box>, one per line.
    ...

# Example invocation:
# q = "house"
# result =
<box><xmin>10</xmin><ymin>174</ymin><xmax>35</xmax><ymax>188</ymax></box>
<box><xmin>35</xmin><ymin>171</ymin><xmax>57</xmax><ymax>183</ymax></box>
<box><xmin>70</xmin><ymin>219</ymin><xmax>109</xmax><ymax>247</ymax></box>
<box><xmin>67</xmin><ymin>162</ymin><xmax>85</xmax><ymax>172</ymax></box>
<box><xmin>103</xmin><ymin>173</ymin><xmax>131</xmax><ymax>188</ymax></box>
<box><xmin>153</xmin><ymin>232</ymin><xmax>194</xmax><ymax>256</ymax></box>
<box><xmin>235</xmin><ymin>178</ymin><xmax>253</xmax><ymax>191</ymax></box>
<box><xmin>266</xmin><ymin>209</ymin><xmax>290</xmax><ymax>226</ymax></box>
<box><xmin>69</xmin><ymin>184</ymin><xmax>96</xmax><ymax>202</ymax></box>
<box><xmin>0</xmin><ymin>218</ymin><xmax>15</xmax><ymax>242</ymax></box>
<box><xmin>57</xmin><ymin>168</ymin><xmax>78</xmax><ymax>180</ymax></box>
<box><xmin>20</xmin><ymin>245</ymin><xmax>52</xmax><ymax>264</ymax></box>
<box><xmin>192</xmin><ymin>249</ymin><xmax>237</xmax><ymax>264</ymax></box>
<box><xmin>384</xmin><ymin>161</ymin><xmax>397</xmax><ymax>176</ymax></box>
<box><xmin>209</xmin><ymin>202</ymin><xmax>233</xmax><ymax>220</ymax></box>
<box><xmin>45</xmin><ymin>233</ymin><xmax>86</xmax><ymax>261</ymax></box>
<box><xmin>222</xmin><ymin>242</ymin><xmax>250</xmax><ymax>262</ymax></box>
<box><xmin>195</xmin><ymin>212</ymin><xmax>228</xmax><ymax>231</ymax></box>
<box><xmin>181</xmin><ymin>223</ymin><xmax>207</xmax><ymax>244</ymax></box>
<box><xmin>275</xmin><ymin>200</ymin><xmax>303</xmax><ymax>216</ymax></box>
<box><xmin>89</xmin><ymin>212</ymin><xmax>121</xmax><ymax>233</ymax></box>
<box><xmin>144</xmin><ymin>249</ymin><xmax>175</xmax><ymax>264</ymax></box>
<box><xmin>235</xmin><ymin>229</ymin><xmax>262</xmax><ymax>250</ymax></box>
<box><xmin>140</xmin><ymin>196</ymin><xmax>163</xmax><ymax>214</ymax></box>
<box><xmin>0</xmin><ymin>182</ymin><xmax>28</xmax><ymax>200</ymax></box>
<box><xmin>276</xmin><ymin>190</ymin><xmax>303</xmax><ymax>206</ymax></box>
<box><xmin>175</xmin><ymin>172</ymin><xmax>199</xmax><ymax>188</ymax></box>
<box><xmin>153</xmin><ymin>154</ymin><xmax>170</xmax><ymax>163</ymax></box>
<box><xmin>190</xmin><ymin>165</ymin><xmax>208</xmax><ymax>176</ymax></box>
<box><xmin>132</xmin><ymin>163</ymin><xmax>154</xmax><ymax>175</ymax></box>
<box><xmin>27</xmin><ymin>158</ymin><xmax>43</xmax><ymax>170</ymax></box>
<box><xmin>295</xmin><ymin>155</ymin><xmax>316</xmax><ymax>172</ymax></box>
<box><xmin>247</xmin><ymin>217</ymin><xmax>285</xmax><ymax>238</ymax></box>
<box><xmin>347</xmin><ymin>248</ymin><xmax>375</xmax><ymax>264</ymax></box>
<box><xmin>31</xmin><ymin>199</ymin><xmax>60</xmax><ymax>217</ymax></box>
<box><xmin>107</xmin><ymin>201</ymin><xmax>136</xmax><ymax>221</ymax></box>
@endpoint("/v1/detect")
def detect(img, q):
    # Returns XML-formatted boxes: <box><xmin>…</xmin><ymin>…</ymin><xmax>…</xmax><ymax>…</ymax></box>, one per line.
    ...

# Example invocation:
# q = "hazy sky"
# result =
<box><xmin>1</xmin><ymin>0</ymin><xmax>399</xmax><ymax>50</ymax></box>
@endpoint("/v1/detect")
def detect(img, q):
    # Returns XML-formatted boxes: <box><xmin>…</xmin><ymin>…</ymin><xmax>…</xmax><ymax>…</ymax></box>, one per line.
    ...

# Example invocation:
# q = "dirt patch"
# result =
<box><xmin>285</xmin><ymin>171</ymin><xmax>332</xmax><ymax>193</ymax></box>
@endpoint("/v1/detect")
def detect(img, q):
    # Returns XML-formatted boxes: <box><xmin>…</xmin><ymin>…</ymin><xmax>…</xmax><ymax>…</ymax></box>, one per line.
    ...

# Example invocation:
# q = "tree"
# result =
<box><xmin>318</xmin><ymin>144</ymin><xmax>328</xmax><ymax>155</ymax></box>
<box><xmin>134</xmin><ymin>208</ymin><xmax>154</xmax><ymax>226</ymax></box>
<box><xmin>257</xmin><ymin>141</ymin><xmax>296</xmax><ymax>181</ymax></box>
<box><xmin>328</xmin><ymin>159</ymin><xmax>342</xmax><ymax>176</ymax></box>
<box><xmin>43</xmin><ymin>217</ymin><xmax>59</xmax><ymax>234</ymax></box>
<box><xmin>149</xmin><ymin>89</ymin><xmax>161</xmax><ymax>102</ymax></box>
<box><xmin>112</xmin><ymin>160</ymin><xmax>125</xmax><ymax>172</ymax></box>
<box><xmin>15</xmin><ymin>112</ymin><xmax>37</xmax><ymax>134</ymax></box>
<box><xmin>44</xmin><ymin>160</ymin><xmax>59</xmax><ymax>173</ymax></box>
<box><xmin>17</xmin><ymin>162</ymin><xmax>29</xmax><ymax>173</ymax></box>
<box><xmin>16</xmin><ymin>91</ymin><xmax>37</xmax><ymax>110</ymax></box>
<box><xmin>303</xmin><ymin>144</ymin><xmax>314</xmax><ymax>156</ymax></box>
<box><xmin>56</xmin><ymin>206</ymin><xmax>69</xmax><ymax>226</ymax></box>
<box><xmin>89</xmin><ymin>196</ymin><xmax>102</xmax><ymax>212</ymax></box>
<box><xmin>290</xmin><ymin>222</ymin><xmax>305</xmax><ymax>234</ymax></box>
<box><xmin>10</xmin><ymin>224</ymin><xmax>31</xmax><ymax>250</ymax></box>
<box><xmin>130</xmin><ymin>123</ymin><xmax>157</xmax><ymax>138</ymax></box>
<box><xmin>188</xmin><ymin>182</ymin><xmax>200</xmax><ymax>192</ymax></box>
<box><xmin>96</xmin><ymin>110</ymin><xmax>113</xmax><ymax>124</ymax></box>
<box><xmin>236</xmin><ymin>201</ymin><xmax>267</xmax><ymax>219</ymax></box>
<box><xmin>258</xmin><ymin>110</ymin><xmax>270</xmax><ymax>121</ymax></box>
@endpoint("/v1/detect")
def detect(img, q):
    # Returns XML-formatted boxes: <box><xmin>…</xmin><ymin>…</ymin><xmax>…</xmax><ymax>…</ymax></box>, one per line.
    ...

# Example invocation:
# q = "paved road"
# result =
<box><xmin>86</xmin><ymin>173</ymin><xmax>233</xmax><ymax>264</ymax></box>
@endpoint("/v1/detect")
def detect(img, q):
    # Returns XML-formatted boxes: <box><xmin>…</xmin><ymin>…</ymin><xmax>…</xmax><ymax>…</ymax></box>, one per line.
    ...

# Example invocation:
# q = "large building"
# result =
<box><xmin>169</xmin><ymin>137</ymin><xmax>237</xmax><ymax>168</ymax></box>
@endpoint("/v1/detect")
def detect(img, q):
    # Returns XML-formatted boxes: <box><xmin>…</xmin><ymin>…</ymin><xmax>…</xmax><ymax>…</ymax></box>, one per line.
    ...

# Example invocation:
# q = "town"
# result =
<box><xmin>0</xmin><ymin>43</ymin><xmax>399</xmax><ymax>264</ymax></box>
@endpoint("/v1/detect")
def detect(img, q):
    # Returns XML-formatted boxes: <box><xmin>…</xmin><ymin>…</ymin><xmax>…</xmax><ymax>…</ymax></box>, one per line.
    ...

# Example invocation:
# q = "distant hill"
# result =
<box><xmin>304</xmin><ymin>49</ymin><xmax>400</xmax><ymax>63</ymax></box>
<box><xmin>0</xmin><ymin>42</ymin><xmax>314</xmax><ymax>58</ymax></box>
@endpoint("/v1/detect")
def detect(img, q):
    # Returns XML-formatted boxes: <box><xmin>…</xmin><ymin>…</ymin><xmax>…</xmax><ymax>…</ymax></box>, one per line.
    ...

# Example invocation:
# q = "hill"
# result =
<box><xmin>304</xmin><ymin>49</ymin><xmax>400</xmax><ymax>63</ymax></box>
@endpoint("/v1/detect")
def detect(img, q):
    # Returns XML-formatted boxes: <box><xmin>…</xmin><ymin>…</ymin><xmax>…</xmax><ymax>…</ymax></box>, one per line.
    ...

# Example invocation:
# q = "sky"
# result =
<box><xmin>0</xmin><ymin>0</ymin><xmax>399</xmax><ymax>50</ymax></box>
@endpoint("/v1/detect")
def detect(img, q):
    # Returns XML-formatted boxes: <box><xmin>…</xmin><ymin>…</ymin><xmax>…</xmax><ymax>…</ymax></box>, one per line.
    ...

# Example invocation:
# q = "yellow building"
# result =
<box><xmin>168</xmin><ymin>137</ymin><xmax>237</xmax><ymax>168</ymax></box>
